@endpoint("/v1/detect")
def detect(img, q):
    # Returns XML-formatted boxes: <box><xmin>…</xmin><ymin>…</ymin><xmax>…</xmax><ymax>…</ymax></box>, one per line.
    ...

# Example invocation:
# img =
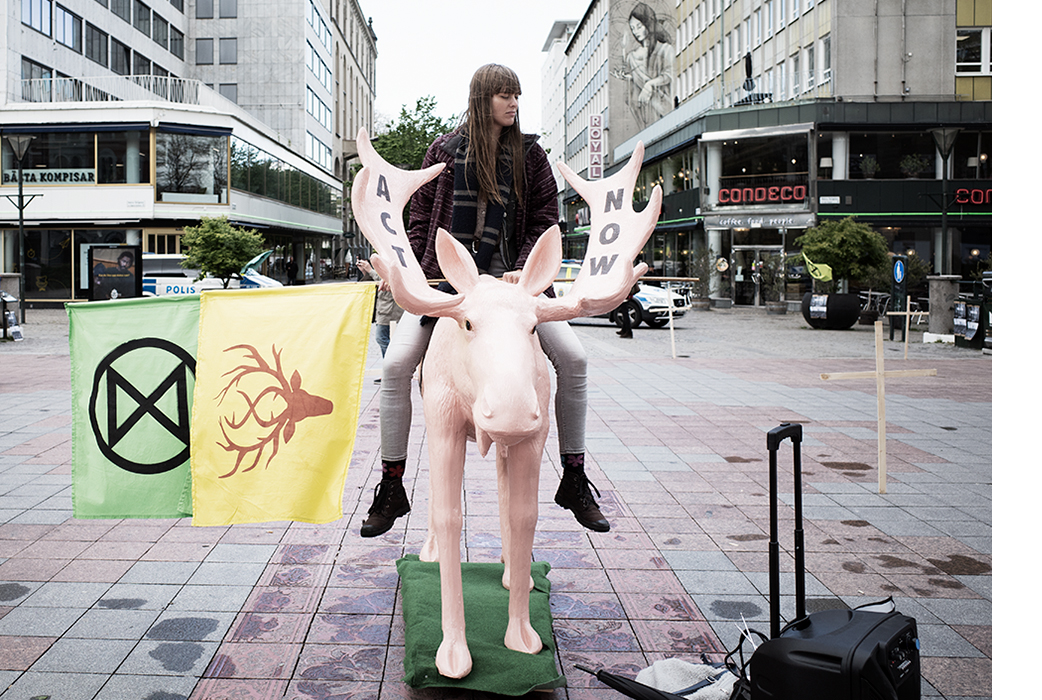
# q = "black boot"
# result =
<box><xmin>360</xmin><ymin>479</ymin><xmax>410</xmax><ymax>537</ymax></box>
<box><xmin>555</xmin><ymin>470</ymin><xmax>610</xmax><ymax>532</ymax></box>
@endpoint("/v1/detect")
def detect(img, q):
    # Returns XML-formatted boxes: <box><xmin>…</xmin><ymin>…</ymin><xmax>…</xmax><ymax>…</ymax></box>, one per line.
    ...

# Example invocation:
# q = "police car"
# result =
<box><xmin>141</xmin><ymin>254</ymin><xmax>282</xmax><ymax>296</ymax></box>
<box><xmin>554</xmin><ymin>260</ymin><xmax>688</xmax><ymax>328</ymax></box>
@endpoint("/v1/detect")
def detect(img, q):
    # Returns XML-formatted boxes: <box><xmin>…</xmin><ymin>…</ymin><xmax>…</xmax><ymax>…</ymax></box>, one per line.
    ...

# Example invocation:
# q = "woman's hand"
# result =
<box><xmin>503</xmin><ymin>270</ymin><xmax>522</xmax><ymax>284</ymax></box>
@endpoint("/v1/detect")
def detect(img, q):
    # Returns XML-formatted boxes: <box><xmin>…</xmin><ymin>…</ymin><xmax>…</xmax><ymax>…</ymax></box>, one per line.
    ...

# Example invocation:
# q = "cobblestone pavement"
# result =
<box><xmin>1</xmin><ymin>304</ymin><xmax>993</xmax><ymax>699</ymax></box>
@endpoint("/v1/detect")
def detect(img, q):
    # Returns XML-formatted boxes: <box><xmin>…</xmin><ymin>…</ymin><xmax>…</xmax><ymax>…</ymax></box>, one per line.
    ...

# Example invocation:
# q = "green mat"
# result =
<box><xmin>396</xmin><ymin>554</ymin><xmax>565</xmax><ymax>694</ymax></box>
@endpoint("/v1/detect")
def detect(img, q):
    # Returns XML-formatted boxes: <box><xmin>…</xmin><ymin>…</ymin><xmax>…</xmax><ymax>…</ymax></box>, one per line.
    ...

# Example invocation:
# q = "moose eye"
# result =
<box><xmin>464</xmin><ymin>319</ymin><xmax>473</xmax><ymax>331</ymax></box>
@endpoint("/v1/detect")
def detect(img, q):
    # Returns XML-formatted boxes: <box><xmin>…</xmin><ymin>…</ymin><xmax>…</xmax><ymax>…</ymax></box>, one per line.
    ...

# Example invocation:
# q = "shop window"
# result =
<box><xmin>155</xmin><ymin>131</ymin><xmax>228</xmax><ymax>204</ymax></box>
<box><xmin>24</xmin><ymin>230</ymin><xmax>73</xmax><ymax>300</ymax></box>
<box><xmin>848</xmin><ymin>132</ymin><xmax>937</xmax><ymax>180</ymax></box>
<box><xmin>97</xmin><ymin>131</ymin><xmax>150</xmax><ymax>184</ymax></box>
<box><xmin>3</xmin><ymin>131</ymin><xmax>94</xmax><ymax>185</ymax></box>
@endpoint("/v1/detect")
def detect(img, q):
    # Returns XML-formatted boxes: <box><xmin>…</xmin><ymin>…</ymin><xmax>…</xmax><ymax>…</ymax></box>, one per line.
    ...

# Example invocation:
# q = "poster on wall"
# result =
<box><xmin>89</xmin><ymin>245</ymin><xmax>142</xmax><ymax>301</ymax></box>
<box><xmin>609</xmin><ymin>0</ymin><xmax>676</xmax><ymax>144</ymax></box>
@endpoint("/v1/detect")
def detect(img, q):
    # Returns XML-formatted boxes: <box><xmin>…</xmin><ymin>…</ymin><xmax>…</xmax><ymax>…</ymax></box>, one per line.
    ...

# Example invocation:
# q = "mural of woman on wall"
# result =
<box><xmin>612</xmin><ymin>1</ymin><xmax>675</xmax><ymax>131</ymax></box>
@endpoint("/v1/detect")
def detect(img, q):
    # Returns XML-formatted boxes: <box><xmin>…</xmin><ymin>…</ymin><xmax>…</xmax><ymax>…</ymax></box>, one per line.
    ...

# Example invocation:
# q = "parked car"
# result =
<box><xmin>554</xmin><ymin>260</ymin><xmax>688</xmax><ymax>328</ymax></box>
<box><xmin>141</xmin><ymin>254</ymin><xmax>282</xmax><ymax>296</ymax></box>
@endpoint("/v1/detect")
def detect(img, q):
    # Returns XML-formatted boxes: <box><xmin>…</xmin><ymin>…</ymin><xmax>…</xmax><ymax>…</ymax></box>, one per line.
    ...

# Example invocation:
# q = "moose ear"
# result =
<box><xmin>435</xmin><ymin>228</ymin><xmax>479</xmax><ymax>295</ymax></box>
<box><xmin>518</xmin><ymin>225</ymin><xmax>563</xmax><ymax>297</ymax></box>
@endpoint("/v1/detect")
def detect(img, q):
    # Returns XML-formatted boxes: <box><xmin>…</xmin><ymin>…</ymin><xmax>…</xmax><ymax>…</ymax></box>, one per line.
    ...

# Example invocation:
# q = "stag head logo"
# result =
<box><xmin>214</xmin><ymin>344</ymin><xmax>333</xmax><ymax>478</ymax></box>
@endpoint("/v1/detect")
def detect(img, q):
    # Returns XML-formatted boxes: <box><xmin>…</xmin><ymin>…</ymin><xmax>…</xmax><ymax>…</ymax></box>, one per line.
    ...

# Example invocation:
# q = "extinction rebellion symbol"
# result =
<box><xmin>89</xmin><ymin>338</ymin><xmax>196</xmax><ymax>475</ymax></box>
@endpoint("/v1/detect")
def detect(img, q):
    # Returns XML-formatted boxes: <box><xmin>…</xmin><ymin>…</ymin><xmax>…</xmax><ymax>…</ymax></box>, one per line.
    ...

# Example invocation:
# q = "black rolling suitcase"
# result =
<box><xmin>746</xmin><ymin>423</ymin><xmax>921</xmax><ymax>700</ymax></box>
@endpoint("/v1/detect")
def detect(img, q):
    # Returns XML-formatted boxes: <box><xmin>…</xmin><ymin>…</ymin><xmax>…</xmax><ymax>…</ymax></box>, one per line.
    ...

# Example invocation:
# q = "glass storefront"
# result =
<box><xmin>155</xmin><ymin>131</ymin><xmax>229</xmax><ymax>204</ymax></box>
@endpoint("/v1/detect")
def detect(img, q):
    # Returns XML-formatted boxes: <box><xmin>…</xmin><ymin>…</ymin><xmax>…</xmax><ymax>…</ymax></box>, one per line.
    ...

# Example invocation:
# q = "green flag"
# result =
<box><xmin>802</xmin><ymin>252</ymin><xmax>833</xmax><ymax>281</ymax></box>
<box><xmin>69</xmin><ymin>295</ymin><xmax>200</xmax><ymax>519</ymax></box>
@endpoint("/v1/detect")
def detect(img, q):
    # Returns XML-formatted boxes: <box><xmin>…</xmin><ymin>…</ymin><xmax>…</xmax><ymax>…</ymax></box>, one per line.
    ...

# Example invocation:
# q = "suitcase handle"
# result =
<box><xmin>767</xmin><ymin>422</ymin><xmax>806</xmax><ymax>638</ymax></box>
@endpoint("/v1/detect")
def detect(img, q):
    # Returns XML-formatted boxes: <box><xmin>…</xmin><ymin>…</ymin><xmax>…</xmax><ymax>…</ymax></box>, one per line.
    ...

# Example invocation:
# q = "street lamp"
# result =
<box><xmin>4</xmin><ymin>134</ymin><xmax>36</xmax><ymax>323</ymax></box>
<box><xmin>929</xmin><ymin>127</ymin><xmax>961</xmax><ymax>275</ymax></box>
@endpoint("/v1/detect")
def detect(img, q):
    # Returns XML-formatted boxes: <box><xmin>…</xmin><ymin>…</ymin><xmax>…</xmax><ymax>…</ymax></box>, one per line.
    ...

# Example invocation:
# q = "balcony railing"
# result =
<box><xmin>9</xmin><ymin>75</ymin><xmax>235</xmax><ymax>110</ymax></box>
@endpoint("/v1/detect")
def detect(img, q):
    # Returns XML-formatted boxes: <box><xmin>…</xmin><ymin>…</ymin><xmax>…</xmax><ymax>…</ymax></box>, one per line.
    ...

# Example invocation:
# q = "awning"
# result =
<box><xmin>1</xmin><ymin>122</ymin><xmax>151</xmax><ymax>134</ymax></box>
<box><xmin>699</xmin><ymin>122</ymin><xmax>814</xmax><ymax>143</ymax></box>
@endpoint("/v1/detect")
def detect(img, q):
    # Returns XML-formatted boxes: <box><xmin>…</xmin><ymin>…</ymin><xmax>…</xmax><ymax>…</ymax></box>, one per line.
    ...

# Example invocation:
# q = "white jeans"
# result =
<box><xmin>379</xmin><ymin>311</ymin><xmax>588</xmax><ymax>461</ymax></box>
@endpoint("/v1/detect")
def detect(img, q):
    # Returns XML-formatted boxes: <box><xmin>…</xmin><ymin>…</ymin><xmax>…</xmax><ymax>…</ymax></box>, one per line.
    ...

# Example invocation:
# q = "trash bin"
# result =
<box><xmin>1</xmin><ymin>291</ymin><xmax>23</xmax><ymax>341</ymax></box>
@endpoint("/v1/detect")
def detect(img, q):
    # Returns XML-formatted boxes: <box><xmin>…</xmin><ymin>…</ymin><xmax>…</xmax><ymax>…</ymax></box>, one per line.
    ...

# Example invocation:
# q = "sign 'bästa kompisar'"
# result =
<box><xmin>3</xmin><ymin>169</ymin><xmax>96</xmax><ymax>184</ymax></box>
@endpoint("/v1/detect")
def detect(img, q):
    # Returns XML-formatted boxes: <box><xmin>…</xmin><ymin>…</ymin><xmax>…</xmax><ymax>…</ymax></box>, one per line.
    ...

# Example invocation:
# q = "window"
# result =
<box><xmin>957</xmin><ymin>28</ymin><xmax>991</xmax><ymax>75</ymax></box>
<box><xmin>111</xmin><ymin>0</ymin><xmax>130</xmax><ymax>22</ymax></box>
<box><xmin>133</xmin><ymin>52</ymin><xmax>150</xmax><ymax>75</ymax></box>
<box><xmin>111</xmin><ymin>39</ymin><xmax>130</xmax><ymax>74</ymax></box>
<box><xmin>822</xmin><ymin>35</ymin><xmax>831</xmax><ymax>82</ymax></box>
<box><xmin>86</xmin><ymin>24</ymin><xmax>108</xmax><ymax>66</ymax></box>
<box><xmin>219</xmin><ymin>0</ymin><xmax>236</xmax><ymax>18</ymax></box>
<box><xmin>218</xmin><ymin>83</ymin><xmax>237</xmax><ymax>103</ymax></box>
<box><xmin>196</xmin><ymin>39</ymin><xmax>213</xmax><ymax>64</ymax></box>
<box><xmin>219</xmin><ymin>37</ymin><xmax>237</xmax><ymax>64</ymax></box>
<box><xmin>169</xmin><ymin>27</ymin><xmax>184</xmax><ymax>59</ymax></box>
<box><xmin>196</xmin><ymin>0</ymin><xmax>212</xmax><ymax>18</ymax></box>
<box><xmin>169</xmin><ymin>0</ymin><xmax>183</xmax><ymax>11</ymax></box>
<box><xmin>307</xmin><ymin>86</ymin><xmax>332</xmax><ymax>131</ymax></box>
<box><xmin>21</xmin><ymin>57</ymin><xmax>53</xmax><ymax>102</ymax></box>
<box><xmin>766</xmin><ymin>1</ymin><xmax>774</xmax><ymax>37</ymax></box>
<box><xmin>155</xmin><ymin>131</ymin><xmax>229</xmax><ymax>203</ymax></box>
<box><xmin>792</xmin><ymin>53</ymin><xmax>800</xmax><ymax>94</ymax></box>
<box><xmin>133</xmin><ymin>0</ymin><xmax>150</xmax><ymax>35</ymax></box>
<box><xmin>95</xmin><ymin>0</ymin><xmax>107</xmax><ymax>5</ymax></box>
<box><xmin>55</xmin><ymin>5</ymin><xmax>83</xmax><ymax>53</ymax></box>
<box><xmin>22</xmin><ymin>0</ymin><xmax>52</xmax><ymax>36</ymax></box>
<box><xmin>307</xmin><ymin>42</ymin><xmax>332</xmax><ymax>92</ymax></box>
<box><xmin>153</xmin><ymin>15</ymin><xmax>168</xmax><ymax>48</ymax></box>
<box><xmin>807</xmin><ymin>44</ymin><xmax>815</xmax><ymax>88</ymax></box>
<box><xmin>308</xmin><ymin>131</ymin><xmax>332</xmax><ymax>170</ymax></box>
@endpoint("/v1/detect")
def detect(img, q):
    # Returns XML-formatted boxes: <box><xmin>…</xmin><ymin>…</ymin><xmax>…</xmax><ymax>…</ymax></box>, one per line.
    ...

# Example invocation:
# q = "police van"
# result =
<box><xmin>141</xmin><ymin>254</ymin><xmax>282</xmax><ymax>296</ymax></box>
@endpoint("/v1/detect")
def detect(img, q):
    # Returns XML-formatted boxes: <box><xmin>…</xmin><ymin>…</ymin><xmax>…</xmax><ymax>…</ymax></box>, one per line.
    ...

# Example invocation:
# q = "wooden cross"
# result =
<box><xmin>820</xmin><ymin>320</ymin><xmax>936</xmax><ymax>493</ymax></box>
<box><xmin>885</xmin><ymin>309</ymin><xmax>930</xmax><ymax>359</ymax></box>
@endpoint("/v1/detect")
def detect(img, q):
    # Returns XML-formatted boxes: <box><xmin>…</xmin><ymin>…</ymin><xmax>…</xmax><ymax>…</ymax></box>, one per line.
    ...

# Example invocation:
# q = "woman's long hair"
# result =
<box><xmin>459</xmin><ymin>64</ymin><xmax>525</xmax><ymax>206</ymax></box>
<box><xmin>630</xmin><ymin>2</ymin><xmax>671</xmax><ymax>52</ymax></box>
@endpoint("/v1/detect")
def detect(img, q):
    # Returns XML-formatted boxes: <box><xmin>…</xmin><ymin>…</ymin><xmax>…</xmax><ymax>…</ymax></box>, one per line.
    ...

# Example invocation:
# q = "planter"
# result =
<box><xmin>690</xmin><ymin>297</ymin><xmax>712</xmax><ymax>311</ymax></box>
<box><xmin>801</xmin><ymin>292</ymin><xmax>861</xmax><ymax>330</ymax></box>
<box><xmin>858</xmin><ymin>309</ymin><xmax>879</xmax><ymax>325</ymax></box>
<box><xmin>765</xmin><ymin>300</ymin><xmax>787</xmax><ymax>315</ymax></box>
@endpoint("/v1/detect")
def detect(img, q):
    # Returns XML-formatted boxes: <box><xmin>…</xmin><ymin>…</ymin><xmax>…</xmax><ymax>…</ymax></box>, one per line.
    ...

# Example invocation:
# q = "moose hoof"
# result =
<box><xmin>436</xmin><ymin>637</ymin><xmax>472</xmax><ymax>679</ymax></box>
<box><xmin>505</xmin><ymin>619</ymin><xmax>542</xmax><ymax>655</ymax></box>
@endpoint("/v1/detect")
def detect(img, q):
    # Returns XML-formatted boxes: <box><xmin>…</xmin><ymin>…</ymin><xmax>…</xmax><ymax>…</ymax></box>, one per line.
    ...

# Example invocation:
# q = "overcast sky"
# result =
<box><xmin>361</xmin><ymin>0</ymin><xmax>591</xmax><ymax>133</ymax></box>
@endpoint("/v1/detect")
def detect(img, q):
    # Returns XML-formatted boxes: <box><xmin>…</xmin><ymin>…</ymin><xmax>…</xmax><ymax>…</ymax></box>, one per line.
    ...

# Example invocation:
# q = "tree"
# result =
<box><xmin>181</xmin><ymin>216</ymin><xmax>265</xmax><ymax>288</ymax></box>
<box><xmin>371</xmin><ymin>96</ymin><xmax>454</xmax><ymax>171</ymax></box>
<box><xmin>795</xmin><ymin>217</ymin><xmax>890</xmax><ymax>293</ymax></box>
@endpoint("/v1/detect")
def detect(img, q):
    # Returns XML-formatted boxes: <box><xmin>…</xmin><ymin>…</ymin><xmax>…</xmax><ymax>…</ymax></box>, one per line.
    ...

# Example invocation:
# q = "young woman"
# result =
<box><xmin>360</xmin><ymin>64</ymin><xmax>609</xmax><ymax>537</ymax></box>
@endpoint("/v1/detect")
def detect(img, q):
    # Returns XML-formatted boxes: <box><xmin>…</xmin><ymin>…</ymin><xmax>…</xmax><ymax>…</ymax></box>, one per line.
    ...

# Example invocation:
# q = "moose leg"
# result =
<box><xmin>428</xmin><ymin>424</ymin><xmax>472</xmax><ymax>679</ymax></box>
<box><xmin>502</xmin><ymin>436</ymin><xmax>544</xmax><ymax>655</ymax></box>
<box><xmin>497</xmin><ymin>444</ymin><xmax>534</xmax><ymax>592</ymax></box>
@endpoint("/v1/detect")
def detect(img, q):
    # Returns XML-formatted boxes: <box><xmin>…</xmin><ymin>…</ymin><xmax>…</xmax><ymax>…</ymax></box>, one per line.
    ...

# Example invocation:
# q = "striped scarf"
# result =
<box><xmin>449</xmin><ymin>136</ymin><xmax>514</xmax><ymax>273</ymax></box>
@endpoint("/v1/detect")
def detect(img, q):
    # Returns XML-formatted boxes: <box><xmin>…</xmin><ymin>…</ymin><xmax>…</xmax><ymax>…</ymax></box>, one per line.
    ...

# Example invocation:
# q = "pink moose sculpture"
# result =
<box><xmin>351</xmin><ymin>128</ymin><xmax>661</xmax><ymax>679</ymax></box>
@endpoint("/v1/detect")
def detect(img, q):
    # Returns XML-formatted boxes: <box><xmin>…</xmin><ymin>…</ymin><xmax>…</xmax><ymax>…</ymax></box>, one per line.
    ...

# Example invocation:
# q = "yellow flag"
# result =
<box><xmin>802</xmin><ymin>252</ymin><xmax>833</xmax><ymax>282</ymax></box>
<box><xmin>189</xmin><ymin>283</ymin><xmax>374</xmax><ymax>526</ymax></box>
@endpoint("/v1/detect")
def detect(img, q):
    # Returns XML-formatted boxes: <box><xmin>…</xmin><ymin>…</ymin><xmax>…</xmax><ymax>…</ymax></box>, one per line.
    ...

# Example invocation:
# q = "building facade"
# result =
<box><xmin>2</xmin><ymin>0</ymin><xmax>376</xmax><ymax>305</ymax></box>
<box><xmin>551</xmin><ymin>0</ymin><xmax>991</xmax><ymax>306</ymax></box>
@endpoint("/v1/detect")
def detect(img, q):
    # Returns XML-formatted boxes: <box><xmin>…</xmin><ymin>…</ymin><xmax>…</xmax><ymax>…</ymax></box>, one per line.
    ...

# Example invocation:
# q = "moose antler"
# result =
<box><xmin>351</xmin><ymin>128</ymin><xmax>462</xmax><ymax>318</ymax></box>
<box><xmin>544</xmin><ymin>142</ymin><xmax>662</xmax><ymax>320</ymax></box>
